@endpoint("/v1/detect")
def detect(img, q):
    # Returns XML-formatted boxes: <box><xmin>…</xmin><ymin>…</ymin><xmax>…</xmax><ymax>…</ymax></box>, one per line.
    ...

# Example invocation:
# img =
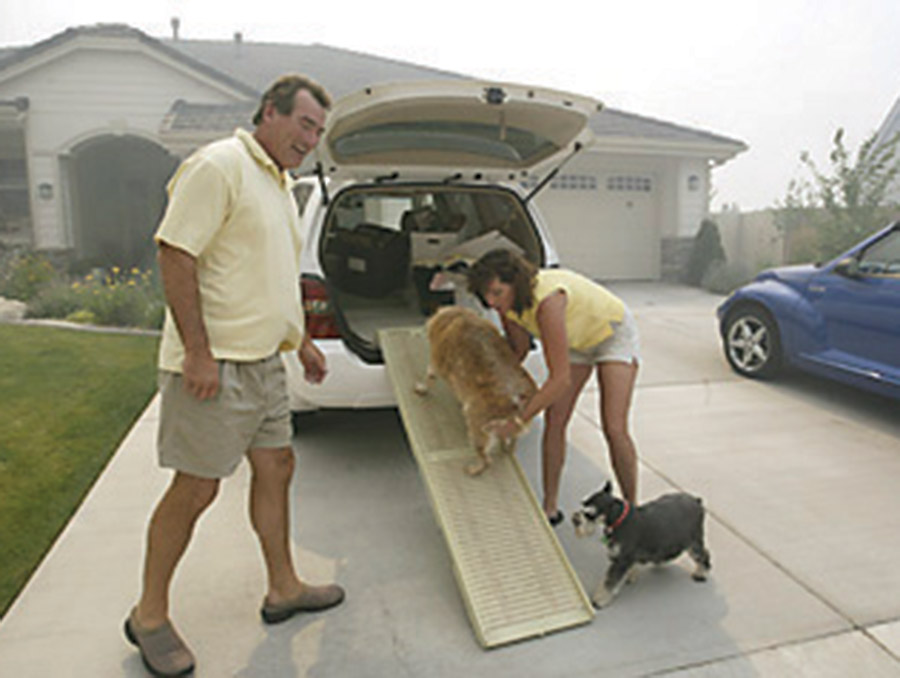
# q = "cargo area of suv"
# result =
<box><xmin>284</xmin><ymin>80</ymin><xmax>598</xmax><ymax>410</ymax></box>
<box><xmin>317</xmin><ymin>183</ymin><xmax>544</xmax><ymax>361</ymax></box>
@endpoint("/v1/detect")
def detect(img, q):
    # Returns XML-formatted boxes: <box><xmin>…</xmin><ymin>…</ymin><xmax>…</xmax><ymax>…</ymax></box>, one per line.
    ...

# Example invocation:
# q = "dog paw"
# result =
<box><xmin>465</xmin><ymin>460</ymin><xmax>488</xmax><ymax>476</ymax></box>
<box><xmin>690</xmin><ymin>560</ymin><xmax>711</xmax><ymax>581</ymax></box>
<box><xmin>414</xmin><ymin>382</ymin><xmax>428</xmax><ymax>396</ymax></box>
<box><xmin>591</xmin><ymin>596</ymin><xmax>611</xmax><ymax>609</ymax></box>
<box><xmin>590</xmin><ymin>588</ymin><xmax>613</xmax><ymax>609</ymax></box>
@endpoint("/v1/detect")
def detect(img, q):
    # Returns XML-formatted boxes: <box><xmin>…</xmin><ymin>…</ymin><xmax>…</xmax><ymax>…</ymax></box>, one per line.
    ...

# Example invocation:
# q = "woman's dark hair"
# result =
<box><xmin>466</xmin><ymin>249</ymin><xmax>537</xmax><ymax>314</ymax></box>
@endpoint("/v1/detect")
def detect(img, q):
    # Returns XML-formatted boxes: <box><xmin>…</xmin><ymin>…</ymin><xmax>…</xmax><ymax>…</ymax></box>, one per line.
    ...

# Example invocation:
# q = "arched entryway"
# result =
<box><xmin>68</xmin><ymin>134</ymin><xmax>178</xmax><ymax>270</ymax></box>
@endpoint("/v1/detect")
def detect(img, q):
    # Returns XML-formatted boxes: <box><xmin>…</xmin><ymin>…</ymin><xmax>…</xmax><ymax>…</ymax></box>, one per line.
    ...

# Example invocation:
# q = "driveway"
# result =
<box><xmin>0</xmin><ymin>283</ymin><xmax>898</xmax><ymax>676</ymax></box>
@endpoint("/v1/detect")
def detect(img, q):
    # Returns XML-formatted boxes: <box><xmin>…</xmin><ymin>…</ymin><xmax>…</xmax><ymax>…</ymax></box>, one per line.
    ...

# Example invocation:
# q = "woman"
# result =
<box><xmin>467</xmin><ymin>249</ymin><xmax>640</xmax><ymax>525</ymax></box>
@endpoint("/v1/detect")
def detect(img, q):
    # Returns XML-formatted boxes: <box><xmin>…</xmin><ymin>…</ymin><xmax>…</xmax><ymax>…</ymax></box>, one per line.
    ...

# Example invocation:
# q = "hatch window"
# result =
<box><xmin>330</xmin><ymin>122</ymin><xmax>558</xmax><ymax>168</ymax></box>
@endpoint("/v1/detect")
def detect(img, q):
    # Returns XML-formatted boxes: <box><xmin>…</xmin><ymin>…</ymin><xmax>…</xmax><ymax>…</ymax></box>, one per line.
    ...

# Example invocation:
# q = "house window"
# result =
<box><xmin>688</xmin><ymin>175</ymin><xmax>700</xmax><ymax>191</ymax></box>
<box><xmin>0</xmin><ymin>154</ymin><xmax>31</xmax><ymax>239</ymax></box>
<box><xmin>0</xmin><ymin>98</ymin><xmax>31</xmax><ymax>241</ymax></box>
<box><xmin>606</xmin><ymin>175</ymin><xmax>652</xmax><ymax>192</ymax></box>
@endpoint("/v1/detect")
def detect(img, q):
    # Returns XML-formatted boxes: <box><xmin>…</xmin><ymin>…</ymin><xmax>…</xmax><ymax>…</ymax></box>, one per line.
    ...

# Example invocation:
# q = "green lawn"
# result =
<box><xmin>0</xmin><ymin>324</ymin><xmax>159</xmax><ymax>618</ymax></box>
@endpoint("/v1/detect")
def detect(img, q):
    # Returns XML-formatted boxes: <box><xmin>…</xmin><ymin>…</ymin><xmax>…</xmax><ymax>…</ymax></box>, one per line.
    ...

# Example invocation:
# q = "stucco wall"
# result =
<box><xmin>676</xmin><ymin>158</ymin><xmax>710</xmax><ymax>237</ymax></box>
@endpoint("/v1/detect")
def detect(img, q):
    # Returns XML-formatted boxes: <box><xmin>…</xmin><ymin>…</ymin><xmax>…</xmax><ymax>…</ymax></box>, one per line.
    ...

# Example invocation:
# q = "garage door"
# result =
<box><xmin>534</xmin><ymin>172</ymin><xmax>659</xmax><ymax>281</ymax></box>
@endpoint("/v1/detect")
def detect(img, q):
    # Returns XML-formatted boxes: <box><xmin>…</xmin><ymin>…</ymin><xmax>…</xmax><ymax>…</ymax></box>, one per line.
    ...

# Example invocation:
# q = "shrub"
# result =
<box><xmin>700</xmin><ymin>260</ymin><xmax>757</xmax><ymax>295</ymax></box>
<box><xmin>25</xmin><ymin>284</ymin><xmax>83</xmax><ymax>320</ymax></box>
<box><xmin>684</xmin><ymin>219</ymin><xmax>727</xmax><ymax>286</ymax></box>
<box><xmin>80</xmin><ymin>267</ymin><xmax>164</xmax><ymax>329</ymax></box>
<box><xmin>25</xmin><ymin>266</ymin><xmax>164</xmax><ymax>329</ymax></box>
<box><xmin>0</xmin><ymin>252</ymin><xmax>58</xmax><ymax>301</ymax></box>
<box><xmin>65</xmin><ymin>309</ymin><xmax>97</xmax><ymax>325</ymax></box>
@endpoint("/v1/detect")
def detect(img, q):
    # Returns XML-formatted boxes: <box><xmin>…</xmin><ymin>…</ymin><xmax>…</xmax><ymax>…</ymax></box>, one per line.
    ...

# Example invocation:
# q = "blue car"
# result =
<box><xmin>717</xmin><ymin>221</ymin><xmax>900</xmax><ymax>399</ymax></box>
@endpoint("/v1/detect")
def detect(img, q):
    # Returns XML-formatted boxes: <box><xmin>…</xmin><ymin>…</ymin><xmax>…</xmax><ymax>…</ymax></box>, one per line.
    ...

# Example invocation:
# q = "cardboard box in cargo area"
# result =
<box><xmin>412</xmin><ymin>230</ymin><xmax>524</xmax><ymax>267</ymax></box>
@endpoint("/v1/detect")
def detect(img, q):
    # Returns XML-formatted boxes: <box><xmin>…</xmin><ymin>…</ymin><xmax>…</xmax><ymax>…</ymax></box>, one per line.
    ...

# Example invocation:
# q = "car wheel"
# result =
<box><xmin>723</xmin><ymin>305</ymin><xmax>782</xmax><ymax>379</ymax></box>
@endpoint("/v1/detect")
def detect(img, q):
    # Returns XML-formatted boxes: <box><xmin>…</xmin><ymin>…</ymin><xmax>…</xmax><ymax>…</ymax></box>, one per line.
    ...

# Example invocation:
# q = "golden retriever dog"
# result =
<box><xmin>415</xmin><ymin>305</ymin><xmax>537</xmax><ymax>475</ymax></box>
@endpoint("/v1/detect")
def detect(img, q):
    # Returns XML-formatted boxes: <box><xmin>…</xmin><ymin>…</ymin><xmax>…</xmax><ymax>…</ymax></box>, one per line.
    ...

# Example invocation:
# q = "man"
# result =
<box><xmin>124</xmin><ymin>75</ymin><xmax>344</xmax><ymax>678</ymax></box>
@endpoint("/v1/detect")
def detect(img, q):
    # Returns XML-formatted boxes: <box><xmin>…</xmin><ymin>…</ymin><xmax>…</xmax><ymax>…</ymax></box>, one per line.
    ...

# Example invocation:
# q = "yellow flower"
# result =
<box><xmin>112</xmin><ymin>266</ymin><xmax>121</xmax><ymax>274</ymax></box>
<box><xmin>71</xmin><ymin>282</ymin><xmax>80</xmax><ymax>289</ymax></box>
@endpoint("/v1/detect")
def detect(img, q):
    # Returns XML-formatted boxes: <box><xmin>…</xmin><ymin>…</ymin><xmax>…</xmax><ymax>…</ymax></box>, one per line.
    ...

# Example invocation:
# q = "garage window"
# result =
<box><xmin>607</xmin><ymin>176</ymin><xmax>652</xmax><ymax>192</ymax></box>
<box><xmin>521</xmin><ymin>174</ymin><xmax>597</xmax><ymax>191</ymax></box>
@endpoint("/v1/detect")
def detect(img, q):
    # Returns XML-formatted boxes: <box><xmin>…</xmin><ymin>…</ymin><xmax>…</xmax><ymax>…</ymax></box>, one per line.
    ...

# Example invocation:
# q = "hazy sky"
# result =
<box><xmin>2</xmin><ymin>0</ymin><xmax>898</xmax><ymax>211</ymax></box>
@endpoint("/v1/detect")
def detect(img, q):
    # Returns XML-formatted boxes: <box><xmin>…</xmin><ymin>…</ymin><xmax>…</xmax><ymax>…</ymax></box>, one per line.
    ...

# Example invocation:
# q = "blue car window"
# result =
<box><xmin>857</xmin><ymin>230</ymin><xmax>900</xmax><ymax>276</ymax></box>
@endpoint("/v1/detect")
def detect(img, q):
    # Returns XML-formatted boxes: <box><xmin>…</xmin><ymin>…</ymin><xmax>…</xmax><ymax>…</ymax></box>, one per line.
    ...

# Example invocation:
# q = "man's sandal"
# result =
<box><xmin>124</xmin><ymin>609</ymin><xmax>195</xmax><ymax>677</ymax></box>
<box><xmin>260</xmin><ymin>584</ymin><xmax>345</xmax><ymax>624</ymax></box>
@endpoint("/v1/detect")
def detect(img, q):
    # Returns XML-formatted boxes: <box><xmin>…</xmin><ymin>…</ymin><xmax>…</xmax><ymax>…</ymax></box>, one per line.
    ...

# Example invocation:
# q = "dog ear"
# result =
<box><xmin>602</xmin><ymin>480</ymin><xmax>613</xmax><ymax>494</ymax></box>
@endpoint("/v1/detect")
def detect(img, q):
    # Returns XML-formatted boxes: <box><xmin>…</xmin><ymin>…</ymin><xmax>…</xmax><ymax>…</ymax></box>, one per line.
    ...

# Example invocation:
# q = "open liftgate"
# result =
<box><xmin>379</xmin><ymin>327</ymin><xmax>593</xmax><ymax>648</ymax></box>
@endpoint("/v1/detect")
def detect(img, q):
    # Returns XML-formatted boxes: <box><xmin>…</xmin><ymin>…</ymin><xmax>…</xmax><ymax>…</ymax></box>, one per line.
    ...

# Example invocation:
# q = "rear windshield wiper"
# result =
<box><xmin>524</xmin><ymin>142</ymin><xmax>584</xmax><ymax>204</ymax></box>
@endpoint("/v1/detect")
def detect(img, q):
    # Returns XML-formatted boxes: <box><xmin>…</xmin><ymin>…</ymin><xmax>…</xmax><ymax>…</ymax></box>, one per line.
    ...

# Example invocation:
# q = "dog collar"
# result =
<box><xmin>604</xmin><ymin>500</ymin><xmax>631</xmax><ymax>536</ymax></box>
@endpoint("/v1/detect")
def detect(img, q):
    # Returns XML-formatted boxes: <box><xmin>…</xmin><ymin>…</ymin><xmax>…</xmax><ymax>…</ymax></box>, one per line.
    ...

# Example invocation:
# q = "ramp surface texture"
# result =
<box><xmin>380</xmin><ymin>327</ymin><xmax>593</xmax><ymax>648</ymax></box>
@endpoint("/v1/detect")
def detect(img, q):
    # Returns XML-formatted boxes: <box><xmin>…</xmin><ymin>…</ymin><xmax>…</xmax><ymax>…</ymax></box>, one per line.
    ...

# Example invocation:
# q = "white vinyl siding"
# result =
<box><xmin>0</xmin><ymin>39</ymin><xmax>244</xmax><ymax>249</ymax></box>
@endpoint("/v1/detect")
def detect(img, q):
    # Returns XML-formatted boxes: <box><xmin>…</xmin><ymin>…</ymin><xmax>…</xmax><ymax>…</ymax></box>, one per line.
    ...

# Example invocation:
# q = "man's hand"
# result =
<box><xmin>182</xmin><ymin>350</ymin><xmax>220</xmax><ymax>400</ymax></box>
<box><xmin>299</xmin><ymin>337</ymin><xmax>327</xmax><ymax>384</ymax></box>
<box><xmin>158</xmin><ymin>242</ymin><xmax>218</xmax><ymax>400</ymax></box>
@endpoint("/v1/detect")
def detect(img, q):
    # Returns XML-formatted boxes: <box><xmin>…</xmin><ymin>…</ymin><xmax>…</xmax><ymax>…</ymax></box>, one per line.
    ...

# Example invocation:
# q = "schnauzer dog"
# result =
<box><xmin>572</xmin><ymin>481</ymin><xmax>711</xmax><ymax>608</ymax></box>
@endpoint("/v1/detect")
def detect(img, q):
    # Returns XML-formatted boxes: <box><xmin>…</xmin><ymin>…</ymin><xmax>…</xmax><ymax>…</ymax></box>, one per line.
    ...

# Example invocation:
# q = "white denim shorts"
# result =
<box><xmin>157</xmin><ymin>354</ymin><xmax>292</xmax><ymax>479</ymax></box>
<box><xmin>569</xmin><ymin>307</ymin><xmax>640</xmax><ymax>365</ymax></box>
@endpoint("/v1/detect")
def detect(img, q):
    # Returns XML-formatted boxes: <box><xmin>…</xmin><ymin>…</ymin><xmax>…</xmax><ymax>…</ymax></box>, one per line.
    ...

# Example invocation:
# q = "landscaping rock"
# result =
<box><xmin>0</xmin><ymin>296</ymin><xmax>27</xmax><ymax>321</ymax></box>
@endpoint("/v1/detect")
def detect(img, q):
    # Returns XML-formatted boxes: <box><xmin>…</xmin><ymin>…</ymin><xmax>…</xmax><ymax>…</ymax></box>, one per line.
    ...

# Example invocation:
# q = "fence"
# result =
<box><xmin>713</xmin><ymin>209</ymin><xmax>785</xmax><ymax>272</ymax></box>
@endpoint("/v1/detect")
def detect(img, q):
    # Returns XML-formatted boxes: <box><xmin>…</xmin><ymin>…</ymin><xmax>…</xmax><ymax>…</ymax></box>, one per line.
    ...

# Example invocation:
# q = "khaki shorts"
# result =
<box><xmin>157</xmin><ymin>354</ymin><xmax>292</xmax><ymax>478</ymax></box>
<box><xmin>569</xmin><ymin>307</ymin><xmax>641</xmax><ymax>366</ymax></box>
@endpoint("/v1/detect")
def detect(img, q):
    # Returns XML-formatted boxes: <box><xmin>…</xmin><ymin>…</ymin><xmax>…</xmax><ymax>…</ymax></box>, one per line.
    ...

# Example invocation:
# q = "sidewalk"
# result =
<box><xmin>1</xmin><ymin>284</ymin><xmax>899</xmax><ymax>676</ymax></box>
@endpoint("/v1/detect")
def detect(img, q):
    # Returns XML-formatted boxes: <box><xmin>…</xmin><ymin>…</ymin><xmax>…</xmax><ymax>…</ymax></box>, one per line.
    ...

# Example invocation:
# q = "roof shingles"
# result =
<box><xmin>1</xmin><ymin>24</ymin><xmax>745</xmax><ymax>154</ymax></box>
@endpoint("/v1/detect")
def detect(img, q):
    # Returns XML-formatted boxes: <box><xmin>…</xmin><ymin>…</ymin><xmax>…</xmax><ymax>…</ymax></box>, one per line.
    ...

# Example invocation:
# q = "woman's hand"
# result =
<box><xmin>483</xmin><ymin>416</ymin><xmax>526</xmax><ymax>442</ymax></box>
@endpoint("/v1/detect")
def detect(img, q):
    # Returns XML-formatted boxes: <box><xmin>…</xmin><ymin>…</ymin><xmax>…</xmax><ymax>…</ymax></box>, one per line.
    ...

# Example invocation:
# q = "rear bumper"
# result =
<box><xmin>282</xmin><ymin>341</ymin><xmax>397</xmax><ymax>411</ymax></box>
<box><xmin>283</xmin><ymin>336</ymin><xmax>548</xmax><ymax>412</ymax></box>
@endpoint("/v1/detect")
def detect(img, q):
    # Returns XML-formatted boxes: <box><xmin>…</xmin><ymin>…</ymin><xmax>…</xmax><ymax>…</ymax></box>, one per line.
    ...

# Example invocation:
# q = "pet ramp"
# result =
<box><xmin>380</xmin><ymin>327</ymin><xmax>594</xmax><ymax>648</ymax></box>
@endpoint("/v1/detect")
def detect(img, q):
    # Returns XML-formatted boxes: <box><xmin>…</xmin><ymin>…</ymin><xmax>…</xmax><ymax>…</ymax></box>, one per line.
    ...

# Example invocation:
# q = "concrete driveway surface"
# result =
<box><xmin>0</xmin><ymin>283</ymin><xmax>898</xmax><ymax>677</ymax></box>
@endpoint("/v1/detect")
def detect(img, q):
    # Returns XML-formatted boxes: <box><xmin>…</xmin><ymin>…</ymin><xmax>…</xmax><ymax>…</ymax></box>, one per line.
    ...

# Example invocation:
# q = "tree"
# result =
<box><xmin>683</xmin><ymin>219</ymin><xmax>726</xmax><ymax>286</ymax></box>
<box><xmin>776</xmin><ymin>128</ymin><xmax>900</xmax><ymax>262</ymax></box>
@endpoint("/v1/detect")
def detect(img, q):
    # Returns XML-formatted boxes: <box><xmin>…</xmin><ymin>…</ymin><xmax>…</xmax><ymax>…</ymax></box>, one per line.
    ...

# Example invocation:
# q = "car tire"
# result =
<box><xmin>723</xmin><ymin>305</ymin><xmax>782</xmax><ymax>379</ymax></box>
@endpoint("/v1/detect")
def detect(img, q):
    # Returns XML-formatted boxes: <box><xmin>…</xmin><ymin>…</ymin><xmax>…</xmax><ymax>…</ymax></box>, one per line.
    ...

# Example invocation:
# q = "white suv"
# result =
<box><xmin>284</xmin><ymin>80</ymin><xmax>600</xmax><ymax>411</ymax></box>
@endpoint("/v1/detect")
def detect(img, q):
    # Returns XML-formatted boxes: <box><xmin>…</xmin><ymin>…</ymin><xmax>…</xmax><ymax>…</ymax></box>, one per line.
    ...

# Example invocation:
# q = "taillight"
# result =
<box><xmin>301</xmin><ymin>277</ymin><xmax>341</xmax><ymax>339</ymax></box>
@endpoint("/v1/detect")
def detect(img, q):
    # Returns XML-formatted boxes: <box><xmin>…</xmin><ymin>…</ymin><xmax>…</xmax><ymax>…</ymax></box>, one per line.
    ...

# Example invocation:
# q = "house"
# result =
<box><xmin>0</xmin><ymin>23</ymin><xmax>746</xmax><ymax>280</ymax></box>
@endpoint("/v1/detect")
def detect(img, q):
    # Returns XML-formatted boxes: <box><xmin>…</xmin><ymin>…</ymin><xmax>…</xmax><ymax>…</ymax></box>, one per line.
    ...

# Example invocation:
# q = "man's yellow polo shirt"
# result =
<box><xmin>155</xmin><ymin>129</ymin><xmax>304</xmax><ymax>373</ymax></box>
<box><xmin>506</xmin><ymin>269</ymin><xmax>625</xmax><ymax>350</ymax></box>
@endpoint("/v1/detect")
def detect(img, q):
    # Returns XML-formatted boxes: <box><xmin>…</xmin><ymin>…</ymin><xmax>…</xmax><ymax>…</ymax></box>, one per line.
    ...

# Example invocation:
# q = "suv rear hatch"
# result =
<box><xmin>310</xmin><ymin>81</ymin><xmax>599</xmax><ymax>362</ymax></box>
